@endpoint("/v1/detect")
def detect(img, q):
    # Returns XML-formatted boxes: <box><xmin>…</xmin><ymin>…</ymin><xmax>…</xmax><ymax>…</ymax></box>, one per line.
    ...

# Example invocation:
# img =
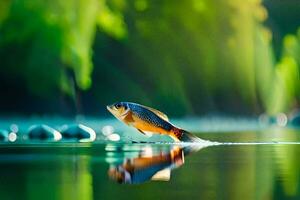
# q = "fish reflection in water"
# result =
<box><xmin>106</xmin><ymin>144</ymin><xmax>205</xmax><ymax>184</ymax></box>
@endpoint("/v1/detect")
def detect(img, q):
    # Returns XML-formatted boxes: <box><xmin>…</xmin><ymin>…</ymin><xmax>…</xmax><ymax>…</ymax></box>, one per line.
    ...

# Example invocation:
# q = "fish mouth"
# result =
<box><xmin>107</xmin><ymin>104</ymin><xmax>120</xmax><ymax>119</ymax></box>
<box><xmin>106</xmin><ymin>105</ymin><xmax>113</xmax><ymax>112</ymax></box>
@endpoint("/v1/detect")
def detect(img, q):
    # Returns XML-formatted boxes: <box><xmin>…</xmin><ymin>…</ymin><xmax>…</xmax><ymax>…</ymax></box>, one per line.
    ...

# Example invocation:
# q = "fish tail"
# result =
<box><xmin>171</xmin><ymin>127</ymin><xmax>203</xmax><ymax>143</ymax></box>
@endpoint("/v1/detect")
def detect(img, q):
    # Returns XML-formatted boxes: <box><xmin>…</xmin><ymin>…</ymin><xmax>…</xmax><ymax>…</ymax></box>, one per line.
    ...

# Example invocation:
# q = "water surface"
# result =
<box><xmin>0</xmin><ymin>119</ymin><xmax>300</xmax><ymax>200</ymax></box>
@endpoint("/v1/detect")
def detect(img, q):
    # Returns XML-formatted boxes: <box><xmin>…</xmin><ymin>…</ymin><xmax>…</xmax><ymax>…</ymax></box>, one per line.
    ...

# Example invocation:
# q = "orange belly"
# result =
<box><xmin>131</xmin><ymin>114</ymin><xmax>170</xmax><ymax>135</ymax></box>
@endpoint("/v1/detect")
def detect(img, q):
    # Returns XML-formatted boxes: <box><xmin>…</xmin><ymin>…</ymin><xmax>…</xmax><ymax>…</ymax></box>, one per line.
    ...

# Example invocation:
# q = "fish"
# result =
<box><xmin>107</xmin><ymin>144</ymin><xmax>207</xmax><ymax>184</ymax></box>
<box><xmin>106</xmin><ymin>102</ymin><xmax>203</xmax><ymax>142</ymax></box>
<box><xmin>107</xmin><ymin>146</ymin><xmax>185</xmax><ymax>184</ymax></box>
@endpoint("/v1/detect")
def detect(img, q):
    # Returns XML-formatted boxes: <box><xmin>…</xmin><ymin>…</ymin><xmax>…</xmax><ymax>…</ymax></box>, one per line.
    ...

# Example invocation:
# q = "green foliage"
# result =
<box><xmin>267</xmin><ymin>29</ymin><xmax>300</xmax><ymax>114</ymax></box>
<box><xmin>100</xmin><ymin>0</ymin><xmax>274</xmax><ymax>114</ymax></box>
<box><xmin>0</xmin><ymin>0</ymin><xmax>300</xmax><ymax>115</ymax></box>
<box><xmin>0</xmin><ymin>0</ymin><xmax>127</xmax><ymax>96</ymax></box>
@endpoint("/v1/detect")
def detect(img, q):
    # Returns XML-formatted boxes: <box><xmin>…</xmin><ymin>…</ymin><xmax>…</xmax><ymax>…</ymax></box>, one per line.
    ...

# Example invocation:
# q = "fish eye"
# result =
<box><xmin>115</xmin><ymin>103</ymin><xmax>121</xmax><ymax>109</ymax></box>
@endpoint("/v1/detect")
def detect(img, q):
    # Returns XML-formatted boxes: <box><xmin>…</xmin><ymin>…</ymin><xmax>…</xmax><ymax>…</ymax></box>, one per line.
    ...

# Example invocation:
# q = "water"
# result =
<box><xmin>0</xmin><ymin>119</ymin><xmax>300</xmax><ymax>200</ymax></box>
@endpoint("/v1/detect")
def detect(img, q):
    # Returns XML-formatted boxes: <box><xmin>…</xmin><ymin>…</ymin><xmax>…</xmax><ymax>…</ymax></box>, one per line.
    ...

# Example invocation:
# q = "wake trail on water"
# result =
<box><xmin>184</xmin><ymin>140</ymin><xmax>300</xmax><ymax>146</ymax></box>
<box><xmin>120</xmin><ymin>139</ymin><xmax>300</xmax><ymax>147</ymax></box>
<box><xmin>149</xmin><ymin>140</ymin><xmax>300</xmax><ymax>147</ymax></box>
<box><xmin>218</xmin><ymin>141</ymin><xmax>300</xmax><ymax>145</ymax></box>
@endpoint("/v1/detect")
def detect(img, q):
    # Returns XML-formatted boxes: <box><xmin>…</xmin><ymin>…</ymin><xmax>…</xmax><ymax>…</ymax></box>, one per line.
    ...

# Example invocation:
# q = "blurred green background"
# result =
<box><xmin>0</xmin><ymin>0</ymin><xmax>300</xmax><ymax>117</ymax></box>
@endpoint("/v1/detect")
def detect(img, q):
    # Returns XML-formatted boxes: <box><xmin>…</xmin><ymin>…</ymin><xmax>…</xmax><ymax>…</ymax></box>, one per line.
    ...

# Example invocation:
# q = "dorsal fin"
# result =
<box><xmin>141</xmin><ymin>105</ymin><xmax>169</xmax><ymax>121</ymax></box>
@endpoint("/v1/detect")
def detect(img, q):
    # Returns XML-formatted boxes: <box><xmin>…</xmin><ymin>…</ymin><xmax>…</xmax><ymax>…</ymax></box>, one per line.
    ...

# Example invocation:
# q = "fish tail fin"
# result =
<box><xmin>171</xmin><ymin>127</ymin><xmax>203</xmax><ymax>143</ymax></box>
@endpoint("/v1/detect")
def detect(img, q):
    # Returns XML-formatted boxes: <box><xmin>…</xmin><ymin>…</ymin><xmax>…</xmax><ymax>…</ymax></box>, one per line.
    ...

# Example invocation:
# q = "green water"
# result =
<box><xmin>0</xmin><ymin>119</ymin><xmax>300</xmax><ymax>200</ymax></box>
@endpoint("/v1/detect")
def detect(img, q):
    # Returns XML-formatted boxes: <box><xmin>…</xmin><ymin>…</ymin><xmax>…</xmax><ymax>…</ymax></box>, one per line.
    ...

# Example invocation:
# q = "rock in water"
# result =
<box><xmin>60</xmin><ymin>124</ymin><xmax>96</xmax><ymax>142</ymax></box>
<box><xmin>28</xmin><ymin>125</ymin><xmax>62</xmax><ymax>141</ymax></box>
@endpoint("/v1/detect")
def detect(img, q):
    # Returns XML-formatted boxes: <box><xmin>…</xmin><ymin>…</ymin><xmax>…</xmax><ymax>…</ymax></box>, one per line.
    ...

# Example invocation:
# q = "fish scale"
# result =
<box><xmin>128</xmin><ymin>103</ymin><xmax>173</xmax><ymax>131</ymax></box>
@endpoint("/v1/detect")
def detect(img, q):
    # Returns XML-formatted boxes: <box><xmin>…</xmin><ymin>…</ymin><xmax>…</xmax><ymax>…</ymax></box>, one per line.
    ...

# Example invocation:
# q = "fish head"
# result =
<box><xmin>107</xmin><ymin>102</ymin><xmax>130</xmax><ymax>120</ymax></box>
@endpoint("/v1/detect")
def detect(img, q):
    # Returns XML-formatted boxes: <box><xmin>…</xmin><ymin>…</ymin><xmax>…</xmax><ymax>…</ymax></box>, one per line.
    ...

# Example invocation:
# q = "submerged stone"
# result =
<box><xmin>0</xmin><ymin>130</ymin><xmax>9</xmax><ymax>141</ymax></box>
<box><xmin>28</xmin><ymin>125</ymin><xmax>62</xmax><ymax>141</ymax></box>
<box><xmin>60</xmin><ymin>124</ymin><xmax>96</xmax><ymax>142</ymax></box>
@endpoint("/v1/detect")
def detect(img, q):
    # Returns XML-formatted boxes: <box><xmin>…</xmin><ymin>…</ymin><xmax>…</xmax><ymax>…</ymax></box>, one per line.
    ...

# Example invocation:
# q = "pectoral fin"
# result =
<box><xmin>137</xmin><ymin>129</ymin><xmax>153</xmax><ymax>137</ymax></box>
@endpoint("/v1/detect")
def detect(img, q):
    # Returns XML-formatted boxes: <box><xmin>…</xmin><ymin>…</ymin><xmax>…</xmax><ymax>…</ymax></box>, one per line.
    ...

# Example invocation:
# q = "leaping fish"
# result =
<box><xmin>106</xmin><ymin>102</ymin><xmax>203</xmax><ymax>142</ymax></box>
